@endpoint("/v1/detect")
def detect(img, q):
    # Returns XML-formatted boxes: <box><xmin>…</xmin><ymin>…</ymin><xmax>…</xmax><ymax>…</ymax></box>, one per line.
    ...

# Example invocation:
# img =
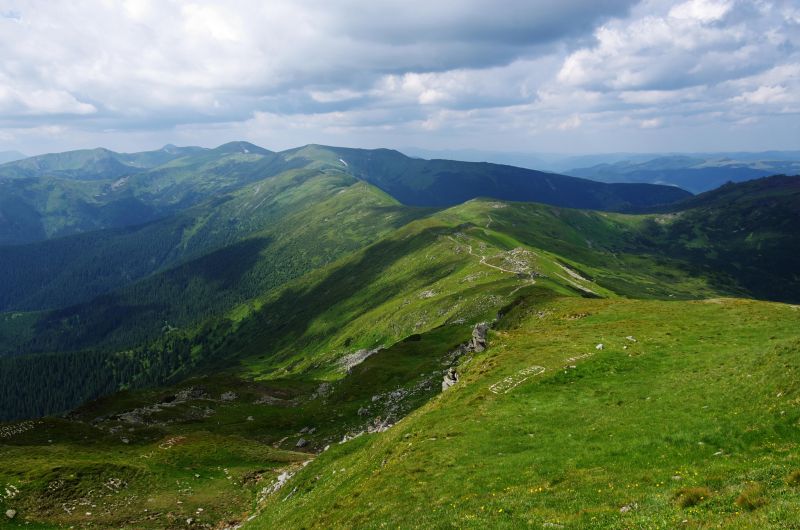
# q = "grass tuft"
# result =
<box><xmin>734</xmin><ymin>484</ymin><xmax>767</xmax><ymax>511</ymax></box>
<box><xmin>674</xmin><ymin>486</ymin><xmax>712</xmax><ymax>508</ymax></box>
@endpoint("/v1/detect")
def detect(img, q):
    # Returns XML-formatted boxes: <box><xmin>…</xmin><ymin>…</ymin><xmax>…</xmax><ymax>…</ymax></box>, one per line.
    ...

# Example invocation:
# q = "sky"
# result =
<box><xmin>0</xmin><ymin>0</ymin><xmax>799</xmax><ymax>155</ymax></box>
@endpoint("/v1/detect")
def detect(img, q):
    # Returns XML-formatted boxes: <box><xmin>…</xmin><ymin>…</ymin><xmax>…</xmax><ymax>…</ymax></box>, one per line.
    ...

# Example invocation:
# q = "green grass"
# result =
<box><xmin>251</xmin><ymin>296</ymin><xmax>800</xmax><ymax>529</ymax></box>
<box><xmin>0</xmin><ymin>421</ymin><xmax>303</xmax><ymax>528</ymax></box>
<box><xmin>1</xmin><ymin>175</ymin><xmax>798</xmax><ymax>528</ymax></box>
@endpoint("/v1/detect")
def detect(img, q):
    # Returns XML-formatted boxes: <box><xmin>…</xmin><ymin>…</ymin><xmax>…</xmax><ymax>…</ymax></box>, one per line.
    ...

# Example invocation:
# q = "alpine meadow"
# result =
<box><xmin>1</xmin><ymin>1</ymin><xmax>799</xmax><ymax>529</ymax></box>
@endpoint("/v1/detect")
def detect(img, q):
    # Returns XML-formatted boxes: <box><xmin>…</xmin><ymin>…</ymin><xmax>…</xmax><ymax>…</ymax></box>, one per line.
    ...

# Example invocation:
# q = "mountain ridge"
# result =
<box><xmin>0</xmin><ymin>152</ymin><xmax>797</xmax><ymax>528</ymax></box>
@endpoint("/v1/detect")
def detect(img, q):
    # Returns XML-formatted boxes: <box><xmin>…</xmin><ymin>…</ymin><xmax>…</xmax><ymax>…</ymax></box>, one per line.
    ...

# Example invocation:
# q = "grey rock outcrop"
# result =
<box><xmin>338</xmin><ymin>347</ymin><xmax>383</xmax><ymax>373</ymax></box>
<box><xmin>468</xmin><ymin>322</ymin><xmax>488</xmax><ymax>352</ymax></box>
<box><xmin>442</xmin><ymin>368</ymin><xmax>459</xmax><ymax>391</ymax></box>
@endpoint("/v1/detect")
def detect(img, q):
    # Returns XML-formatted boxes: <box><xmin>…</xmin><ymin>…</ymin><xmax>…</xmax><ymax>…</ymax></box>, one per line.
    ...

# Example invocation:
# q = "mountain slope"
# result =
<box><xmin>283</xmin><ymin>145</ymin><xmax>692</xmax><ymax>209</ymax></box>
<box><xmin>2</xmin><ymin>176</ymin><xmax>796</xmax><ymax>419</ymax></box>
<box><xmin>0</xmin><ymin>145</ymin><xmax>205</xmax><ymax>180</ymax></box>
<box><xmin>253</xmin><ymin>295</ymin><xmax>800</xmax><ymax>529</ymax></box>
<box><xmin>0</xmin><ymin>171</ymin><xmax>424</xmax><ymax>357</ymax></box>
<box><xmin>0</xmin><ymin>143</ymin><xmax>279</xmax><ymax>244</ymax></box>
<box><xmin>0</xmin><ymin>142</ymin><xmax>695</xmax><ymax>245</ymax></box>
<box><xmin>638</xmin><ymin>175</ymin><xmax>800</xmax><ymax>302</ymax></box>
<box><xmin>0</xmin><ymin>173</ymin><xmax>798</xmax><ymax>528</ymax></box>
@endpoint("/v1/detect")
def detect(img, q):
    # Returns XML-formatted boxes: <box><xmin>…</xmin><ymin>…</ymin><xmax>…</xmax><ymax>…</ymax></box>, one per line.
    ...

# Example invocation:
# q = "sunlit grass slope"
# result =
<box><xmin>252</xmin><ymin>295</ymin><xmax>800</xmax><ymax>529</ymax></box>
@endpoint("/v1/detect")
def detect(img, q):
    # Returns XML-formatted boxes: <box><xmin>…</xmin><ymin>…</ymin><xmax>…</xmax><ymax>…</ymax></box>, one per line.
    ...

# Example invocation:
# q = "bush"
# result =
<box><xmin>735</xmin><ymin>484</ymin><xmax>767</xmax><ymax>511</ymax></box>
<box><xmin>674</xmin><ymin>486</ymin><xmax>712</xmax><ymax>508</ymax></box>
<box><xmin>787</xmin><ymin>470</ymin><xmax>800</xmax><ymax>487</ymax></box>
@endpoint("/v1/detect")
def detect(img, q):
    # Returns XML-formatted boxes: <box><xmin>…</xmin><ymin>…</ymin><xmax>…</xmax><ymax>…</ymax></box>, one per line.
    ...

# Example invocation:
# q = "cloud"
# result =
<box><xmin>639</xmin><ymin>117</ymin><xmax>664</xmax><ymax>128</ymax></box>
<box><xmin>0</xmin><ymin>0</ymin><xmax>797</xmax><ymax>154</ymax></box>
<box><xmin>558</xmin><ymin>114</ymin><xmax>583</xmax><ymax>130</ymax></box>
<box><xmin>731</xmin><ymin>84</ymin><xmax>792</xmax><ymax>104</ymax></box>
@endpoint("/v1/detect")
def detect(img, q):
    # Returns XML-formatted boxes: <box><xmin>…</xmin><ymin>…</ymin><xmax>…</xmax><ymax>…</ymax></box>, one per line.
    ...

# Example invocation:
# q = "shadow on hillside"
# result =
<box><xmin>21</xmin><ymin>237</ymin><xmax>274</xmax><ymax>355</ymax></box>
<box><xmin>230</xmin><ymin>226</ymin><xmax>457</xmax><ymax>363</ymax></box>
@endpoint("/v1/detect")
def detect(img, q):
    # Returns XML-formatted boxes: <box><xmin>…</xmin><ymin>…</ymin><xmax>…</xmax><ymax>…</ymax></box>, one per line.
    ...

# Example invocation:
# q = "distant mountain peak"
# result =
<box><xmin>213</xmin><ymin>141</ymin><xmax>272</xmax><ymax>155</ymax></box>
<box><xmin>0</xmin><ymin>150</ymin><xmax>26</xmax><ymax>164</ymax></box>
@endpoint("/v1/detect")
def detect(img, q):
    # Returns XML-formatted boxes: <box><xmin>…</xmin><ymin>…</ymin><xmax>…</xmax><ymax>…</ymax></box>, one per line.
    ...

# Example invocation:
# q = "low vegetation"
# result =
<box><xmin>0</xmin><ymin>145</ymin><xmax>797</xmax><ymax>528</ymax></box>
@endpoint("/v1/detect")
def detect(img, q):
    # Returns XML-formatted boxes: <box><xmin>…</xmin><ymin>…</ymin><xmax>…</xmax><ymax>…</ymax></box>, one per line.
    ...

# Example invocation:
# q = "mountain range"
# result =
<box><xmin>405</xmin><ymin>147</ymin><xmax>800</xmax><ymax>193</ymax></box>
<box><xmin>0</xmin><ymin>142</ymin><xmax>798</xmax><ymax>529</ymax></box>
<box><xmin>0</xmin><ymin>143</ymin><xmax>690</xmax><ymax>246</ymax></box>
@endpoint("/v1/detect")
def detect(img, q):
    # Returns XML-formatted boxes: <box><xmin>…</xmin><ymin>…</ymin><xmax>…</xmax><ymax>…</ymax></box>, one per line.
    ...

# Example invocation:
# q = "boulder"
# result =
<box><xmin>219</xmin><ymin>391</ymin><xmax>238</xmax><ymax>402</ymax></box>
<box><xmin>296</xmin><ymin>438</ymin><xmax>308</xmax><ymax>448</ymax></box>
<box><xmin>5</xmin><ymin>510</ymin><xmax>16</xmax><ymax>519</ymax></box>
<box><xmin>442</xmin><ymin>368</ymin><xmax>459</xmax><ymax>391</ymax></box>
<box><xmin>468</xmin><ymin>322</ymin><xmax>489</xmax><ymax>352</ymax></box>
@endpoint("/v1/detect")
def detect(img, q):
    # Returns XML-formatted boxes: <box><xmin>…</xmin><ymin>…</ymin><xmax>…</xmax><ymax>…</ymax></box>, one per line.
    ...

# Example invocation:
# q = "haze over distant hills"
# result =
<box><xmin>0</xmin><ymin>150</ymin><xmax>25</xmax><ymax>164</ymax></box>
<box><xmin>404</xmin><ymin>147</ymin><xmax>800</xmax><ymax>193</ymax></box>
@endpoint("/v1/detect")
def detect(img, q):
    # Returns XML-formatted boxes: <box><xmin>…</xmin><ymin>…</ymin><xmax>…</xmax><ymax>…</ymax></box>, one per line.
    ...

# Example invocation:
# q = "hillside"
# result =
<box><xmin>0</xmin><ymin>142</ymin><xmax>694</xmax><ymax>246</ymax></box>
<box><xmin>0</xmin><ymin>145</ymin><xmax>205</xmax><ymax>180</ymax></box>
<box><xmin>639</xmin><ymin>175</ymin><xmax>800</xmax><ymax>302</ymax></box>
<box><xmin>0</xmin><ymin>166</ymin><xmax>412</xmax><ymax>313</ymax></box>
<box><xmin>0</xmin><ymin>163</ymin><xmax>797</xmax><ymax>528</ymax></box>
<box><xmin>0</xmin><ymin>143</ymin><xmax>277</xmax><ymax>245</ymax></box>
<box><xmin>2</xmin><ymin>176</ymin><xmax>797</xmax><ymax>420</ymax></box>
<box><xmin>285</xmin><ymin>145</ymin><xmax>692</xmax><ymax>209</ymax></box>
<box><xmin>254</xmin><ymin>295</ymin><xmax>800</xmax><ymax>529</ymax></box>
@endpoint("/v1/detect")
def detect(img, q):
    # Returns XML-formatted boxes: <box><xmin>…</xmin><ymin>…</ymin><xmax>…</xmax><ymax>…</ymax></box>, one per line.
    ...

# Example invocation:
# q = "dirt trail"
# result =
<box><xmin>448</xmin><ymin>236</ymin><xmax>529</xmax><ymax>276</ymax></box>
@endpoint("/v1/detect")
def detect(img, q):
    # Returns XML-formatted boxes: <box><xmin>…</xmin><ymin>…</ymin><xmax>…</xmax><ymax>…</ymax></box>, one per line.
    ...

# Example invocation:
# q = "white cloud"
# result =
<box><xmin>732</xmin><ymin>84</ymin><xmax>791</xmax><ymax>104</ymax></box>
<box><xmin>0</xmin><ymin>0</ymin><xmax>797</xmax><ymax>154</ymax></box>
<box><xmin>558</xmin><ymin>114</ymin><xmax>583</xmax><ymax>130</ymax></box>
<box><xmin>669</xmin><ymin>0</ymin><xmax>732</xmax><ymax>22</ymax></box>
<box><xmin>640</xmin><ymin>117</ymin><xmax>664</xmax><ymax>128</ymax></box>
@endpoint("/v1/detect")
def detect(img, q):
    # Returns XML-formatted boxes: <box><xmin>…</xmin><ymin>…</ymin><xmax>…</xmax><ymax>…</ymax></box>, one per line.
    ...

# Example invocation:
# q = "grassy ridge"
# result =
<box><xmin>252</xmin><ymin>296</ymin><xmax>800</xmax><ymax>529</ymax></box>
<box><xmin>0</xmin><ymin>176</ymin><xmax>798</xmax><ymax>528</ymax></box>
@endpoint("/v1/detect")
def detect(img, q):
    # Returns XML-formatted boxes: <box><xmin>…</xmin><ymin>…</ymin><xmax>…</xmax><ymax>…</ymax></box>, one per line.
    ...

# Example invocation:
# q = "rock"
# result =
<box><xmin>442</xmin><ymin>368</ymin><xmax>459</xmax><ymax>391</ymax></box>
<box><xmin>246</xmin><ymin>416</ymin><xmax>254</xmax><ymax>421</ymax></box>
<box><xmin>595</xmin><ymin>343</ymin><xmax>604</xmax><ymax>350</ymax></box>
<box><xmin>312</xmin><ymin>382</ymin><xmax>333</xmax><ymax>400</ymax></box>
<box><xmin>357</xmin><ymin>407</ymin><xmax>369</xmax><ymax>416</ymax></box>
<box><xmin>620</xmin><ymin>502</ymin><xmax>638</xmax><ymax>513</ymax></box>
<box><xmin>296</xmin><ymin>438</ymin><xmax>308</xmax><ymax>448</ymax></box>
<box><xmin>220</xmin><ymin>391</ymin><xmax>238</xmax><ymax>402</ymax></box>
<box><xmin>468</xmin><ymin>323</ymin><xmax>489</xmax><ymax>352</ymax></box>
<box><xmin>625</xmin><ymin>336</ymin><xmax>638</xmax><ymax>342</ymax></box>
<box><xmin>5</xmin><ymin>509</ymin><xmax>16</xmax><ymax>519</ymax></box>
<box><xmin>338</xmin><ymin>347</ymin><xmax>383</xmax><ymax>373</ymax></box>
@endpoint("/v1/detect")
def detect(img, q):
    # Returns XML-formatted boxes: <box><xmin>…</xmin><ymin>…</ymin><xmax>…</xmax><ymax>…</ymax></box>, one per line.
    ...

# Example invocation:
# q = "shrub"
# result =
<box><xmin>674</xmin><ymin>486</ymin><xmax>712</xmax><ymax>508</ymax></box>
<box><xmin>787</xmin><ymin>470</ymin><xmax>800</xmax><ymax>487</ymax></box>
<box><xmin>735</xmin><ymin>484</ymin><xmax>767</xmax><ymax>511</ymax></box>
